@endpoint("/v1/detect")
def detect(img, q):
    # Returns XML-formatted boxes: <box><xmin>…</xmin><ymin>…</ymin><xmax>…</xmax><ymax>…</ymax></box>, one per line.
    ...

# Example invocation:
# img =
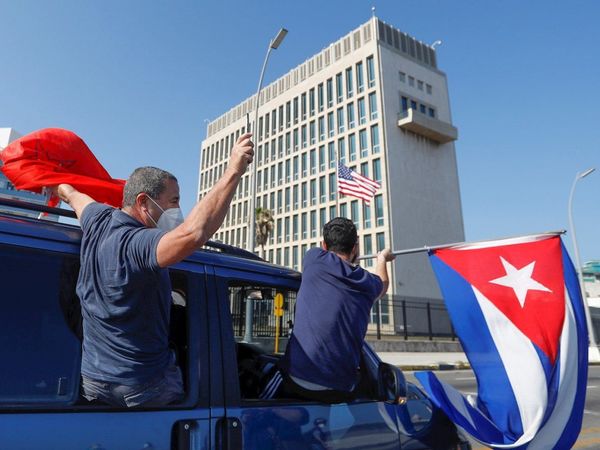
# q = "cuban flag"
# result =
<box><xmin>415</xmin><ymin>233</ymin><xmax>588</xmax><ymax>449</ymax></box>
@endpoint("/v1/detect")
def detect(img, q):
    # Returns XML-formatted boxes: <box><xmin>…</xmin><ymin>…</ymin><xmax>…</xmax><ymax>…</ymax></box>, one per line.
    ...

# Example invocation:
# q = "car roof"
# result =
<box><xmin>0</xmin><ymin>208</ymin><xmax>301</xmax><ymax>281</ymax></box>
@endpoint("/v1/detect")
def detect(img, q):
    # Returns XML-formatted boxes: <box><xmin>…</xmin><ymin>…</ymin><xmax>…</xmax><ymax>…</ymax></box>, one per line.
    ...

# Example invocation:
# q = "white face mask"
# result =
<box><xmin>146</xmin><ymin>196</ymin><xmax>184</xmax><ymax>232</ymax></box>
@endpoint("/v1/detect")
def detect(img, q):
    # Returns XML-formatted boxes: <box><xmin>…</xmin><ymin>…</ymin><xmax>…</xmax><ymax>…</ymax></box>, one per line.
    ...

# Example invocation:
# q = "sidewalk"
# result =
<box><xmin>376</xmin><ymin>351</ymin><xmax>470</xmax><ymax>371</ymax></box>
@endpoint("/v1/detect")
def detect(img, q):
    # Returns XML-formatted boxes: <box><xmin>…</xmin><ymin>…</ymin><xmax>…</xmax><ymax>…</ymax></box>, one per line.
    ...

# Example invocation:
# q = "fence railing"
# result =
<box><xmin>230</xmin><ymin>290</ymin><xmax>457</xmax><ymax>341</ymax></box>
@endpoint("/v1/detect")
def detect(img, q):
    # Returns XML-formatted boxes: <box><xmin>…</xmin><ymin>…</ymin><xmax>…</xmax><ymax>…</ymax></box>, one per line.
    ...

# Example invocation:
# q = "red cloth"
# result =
<box><xmin>0</xmin><ymin>128</ymin><xmax>125</xmax><ymax>207</ymax></box>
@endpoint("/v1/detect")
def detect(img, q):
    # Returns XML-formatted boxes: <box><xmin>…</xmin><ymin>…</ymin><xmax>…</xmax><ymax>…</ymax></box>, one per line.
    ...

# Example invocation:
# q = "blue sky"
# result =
<box><xmin>1</xmin><ymin>1</ymin><xmax>599</xmax><ymax>262</ymax></box>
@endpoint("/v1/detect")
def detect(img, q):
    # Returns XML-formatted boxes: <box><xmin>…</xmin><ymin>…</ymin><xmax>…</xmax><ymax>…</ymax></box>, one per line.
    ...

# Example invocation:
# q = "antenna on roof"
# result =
<box><xmin>371</xmin><ymin>6</ymin><xmax>376</xmax><ymax>18</ymax></box>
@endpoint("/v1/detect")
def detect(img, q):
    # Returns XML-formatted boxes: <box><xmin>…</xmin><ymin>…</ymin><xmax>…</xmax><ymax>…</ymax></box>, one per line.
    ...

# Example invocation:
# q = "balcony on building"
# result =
<box><xmin>397</xmin><ymin>108</ymin><xmax>458</xmax><ymax>144</ymax></box>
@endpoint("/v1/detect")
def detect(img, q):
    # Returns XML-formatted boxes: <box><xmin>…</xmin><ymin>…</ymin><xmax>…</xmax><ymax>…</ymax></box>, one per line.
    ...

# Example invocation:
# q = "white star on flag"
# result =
<box><xmin>489</xmin><ymin>257</ymin><xmax>552</xmax><ymax>307</ymax></box>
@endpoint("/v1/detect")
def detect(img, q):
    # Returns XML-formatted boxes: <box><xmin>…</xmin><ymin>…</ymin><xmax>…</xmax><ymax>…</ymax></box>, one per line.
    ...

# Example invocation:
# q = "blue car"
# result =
<box><xmin>0</xmin><ymin>198</ymin><xmax>470</xmax><ymax>449</ymax></box>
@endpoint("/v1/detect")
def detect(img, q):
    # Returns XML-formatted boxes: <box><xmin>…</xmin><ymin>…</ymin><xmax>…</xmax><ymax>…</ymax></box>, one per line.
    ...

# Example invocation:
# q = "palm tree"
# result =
<box><xmin>255</xmin><ymin>207</ymin><xmax>274</xmax><ymax>259</ymax></box>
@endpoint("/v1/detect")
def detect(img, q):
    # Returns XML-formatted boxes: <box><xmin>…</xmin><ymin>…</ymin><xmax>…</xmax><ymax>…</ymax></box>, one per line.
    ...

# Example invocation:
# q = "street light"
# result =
<box><xmin>568</xmin><ymin>167</ymin><xmax>599</xmax><ymax>361</ymax></box>
<box><xmin>246</xmin><ymin>28</ymin><xmax>288</xmax><ymax>254</ymax></box>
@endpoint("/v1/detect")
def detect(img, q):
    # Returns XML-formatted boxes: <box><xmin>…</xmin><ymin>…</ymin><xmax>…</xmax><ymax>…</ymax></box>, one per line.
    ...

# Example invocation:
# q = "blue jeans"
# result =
<box><xmin>82</xmin><ymin>359</ymin><xmax>184</xmax><ymax>407</ymax></box>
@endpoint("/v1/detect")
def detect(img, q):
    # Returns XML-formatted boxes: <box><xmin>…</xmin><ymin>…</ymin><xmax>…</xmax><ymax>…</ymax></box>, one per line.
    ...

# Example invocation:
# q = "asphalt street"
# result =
<box><xmin>405</xmin><ymin>365</ymin><xmax>600</xmax><ymax>449</ymax></box>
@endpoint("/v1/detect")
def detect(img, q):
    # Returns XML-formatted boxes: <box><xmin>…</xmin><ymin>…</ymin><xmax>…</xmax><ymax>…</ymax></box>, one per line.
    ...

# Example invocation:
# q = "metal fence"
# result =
<box><xmin>230</xmin><ymin>287</ymin><xmax>456</xmax><ymax>341</ymax></box>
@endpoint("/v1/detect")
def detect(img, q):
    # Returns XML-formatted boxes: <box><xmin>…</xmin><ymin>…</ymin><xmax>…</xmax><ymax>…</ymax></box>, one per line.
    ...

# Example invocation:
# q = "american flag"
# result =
<box><xmin>337</xmin><ymin>163</ymin><xmax>380</xmax><ymax>203</ymax></box>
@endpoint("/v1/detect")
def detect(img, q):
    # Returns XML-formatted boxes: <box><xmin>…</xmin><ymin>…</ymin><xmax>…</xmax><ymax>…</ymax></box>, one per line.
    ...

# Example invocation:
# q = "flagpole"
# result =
<box><xmin>358</xmin><ymin>230</ymin><xmax>566</xmax><ymax>260</ymax></box>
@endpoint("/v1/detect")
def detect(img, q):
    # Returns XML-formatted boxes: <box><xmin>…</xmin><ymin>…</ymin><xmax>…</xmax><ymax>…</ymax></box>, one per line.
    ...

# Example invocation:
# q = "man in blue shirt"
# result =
<box><xmin>264</xmin><ymin>217</ymin><xmax>394</xmax><ymax>403</ymax></box>
<box><xmin>55</xmin><ymin>133</ymin><xmax>254</xmax><ymax>407</ymax></box>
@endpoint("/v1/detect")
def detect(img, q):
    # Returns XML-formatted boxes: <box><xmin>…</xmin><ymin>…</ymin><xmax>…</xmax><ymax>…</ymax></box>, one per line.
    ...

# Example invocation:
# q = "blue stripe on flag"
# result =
<box><xmin>429</xmin><ymin>254</ymin><xmax>524</xmax><ymax>439</ymax></box>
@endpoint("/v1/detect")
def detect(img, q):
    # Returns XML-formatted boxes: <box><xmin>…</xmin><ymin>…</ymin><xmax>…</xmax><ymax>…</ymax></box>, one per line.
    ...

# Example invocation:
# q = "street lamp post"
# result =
<box><xmin>242</xmin><ymin>28</ymin><xmax>287</xmax><ymax>344</ymax></box>
<box><xmin>246</xmin><ymin>28</ymin><xmax>288</xmax><ymax>254</ymax></box>
<box><xmin>568</xmin><ymin>167</ymin><xmax>599</xmax><ymax>362</ymax></box>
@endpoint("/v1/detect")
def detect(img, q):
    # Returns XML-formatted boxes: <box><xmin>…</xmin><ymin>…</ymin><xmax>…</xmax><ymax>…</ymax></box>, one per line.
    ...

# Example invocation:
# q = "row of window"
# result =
<box><xmin>256</xmin><ymin>56</ymin><xmax>376</xmax><ymax>143</ymax></box>
<box><xmin>400</xmin><ymin>95</ymin><xmax>436</xmax><ymax>119</ymax></box>
<box><xmin>220</xmin><ymin>194</ymin><xmax>385</xmax><ymax>251</ymax></box>
<box><xmin>253</xmin><ymin>94</ymin><xmax>379</xmax><ymax>167</ymax></box>
<box><xmin>223</xmin><ymin>158</ymin><xmax>383</xmax><ymax>228</ymax></box>
<box><xmin>202</xmin><ymin>55</ymin><xmax>377</xmax><ymax>171</ymax></box>
<box><xmin>399</xmin><ymin>71</ymin><xmax>433</xmax><ymax>95</ymax></box>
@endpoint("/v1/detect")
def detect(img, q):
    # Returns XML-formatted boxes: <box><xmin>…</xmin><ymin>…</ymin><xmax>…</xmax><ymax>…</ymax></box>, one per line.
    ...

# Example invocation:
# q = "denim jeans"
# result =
<box><xmin>82</xmin><ymin>358</ymin><xmax>184</xmax><ymax>407</ymax></box>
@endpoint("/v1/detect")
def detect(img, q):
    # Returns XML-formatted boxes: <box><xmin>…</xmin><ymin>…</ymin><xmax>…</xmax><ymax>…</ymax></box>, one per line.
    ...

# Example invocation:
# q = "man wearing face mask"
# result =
<box><xmin>263</xmin><ymin>217</ymin><xmax>395</xmax><ymax>402</ymax></box>
<box><xmin>54</xmin><ymin>133</ymin><xmax>254</xmax><ymax>407</ymax></box>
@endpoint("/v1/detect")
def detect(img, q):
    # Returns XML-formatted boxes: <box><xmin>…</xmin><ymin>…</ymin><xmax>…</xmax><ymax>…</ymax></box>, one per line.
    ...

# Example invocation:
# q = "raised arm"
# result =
<box><xmin>156</xmin><ymin>133</ymin><xmax>254</xmax><ymax>267</ymax></box>
<box><xmin>56</xmin><ymin>184</ymin><xmax>96</xmax><ymax>219</ymax></box>
<box><xmin>375</xmin><ymin>248</ymin><xmax>395</xmax><ymax>298</ymax></box>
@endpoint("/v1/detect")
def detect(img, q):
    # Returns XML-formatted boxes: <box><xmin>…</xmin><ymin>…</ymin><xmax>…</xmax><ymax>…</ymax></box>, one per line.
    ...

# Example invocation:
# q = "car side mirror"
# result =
<box><xmin>378</xmin><ymin>362</ymin><xmax>407</xmax><ymax>405</ymax></box>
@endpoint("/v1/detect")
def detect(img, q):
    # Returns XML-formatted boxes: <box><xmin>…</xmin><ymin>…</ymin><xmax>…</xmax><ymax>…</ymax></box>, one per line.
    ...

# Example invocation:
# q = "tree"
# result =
<box><xmin>255</xmin><ymin>207</ymin><xmax>274</xmax><ymax>259</ymax></box>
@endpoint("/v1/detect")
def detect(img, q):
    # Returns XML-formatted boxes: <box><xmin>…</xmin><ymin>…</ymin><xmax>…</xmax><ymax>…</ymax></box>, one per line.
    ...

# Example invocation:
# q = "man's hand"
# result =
<box><xmin>49</xmin><ymin>183</ymin><xmax>95</xmax><ymax>219</ymax></box>
<box><xmin>228</xmin><ymin>133</ymin><xmax>254</xmax><ymax>175</ymax></box>
<box><xmin>377</xmin><ymin>248</ymin><xmax>396</xmax><ymax>263</ymax></box>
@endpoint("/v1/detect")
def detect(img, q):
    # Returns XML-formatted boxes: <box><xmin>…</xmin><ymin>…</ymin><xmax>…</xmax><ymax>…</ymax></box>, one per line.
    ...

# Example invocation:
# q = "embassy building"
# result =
<box><xmin>199</xmin><ymin>17</ymin><xmax>464</xmax><ymax>334</ymax></box>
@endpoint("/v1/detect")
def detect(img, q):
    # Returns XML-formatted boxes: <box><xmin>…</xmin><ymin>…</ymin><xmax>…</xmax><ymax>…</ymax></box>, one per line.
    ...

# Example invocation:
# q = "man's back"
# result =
<box><xmin>280</xmin><ymin>247</ymin><xmax>382</xmax><ymax>392</ymax></box>
<box><xmin>77</xmin><ymin>202</ymin><xmax>171</xmax><ymax>385</ymax></box>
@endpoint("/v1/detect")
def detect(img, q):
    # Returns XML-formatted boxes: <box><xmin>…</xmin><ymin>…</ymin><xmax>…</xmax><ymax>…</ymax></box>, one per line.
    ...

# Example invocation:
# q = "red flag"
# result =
<box><xmin>0</xmin><ymin>128</ymin><xmax>125</xmax><ymax>207</ymax></box>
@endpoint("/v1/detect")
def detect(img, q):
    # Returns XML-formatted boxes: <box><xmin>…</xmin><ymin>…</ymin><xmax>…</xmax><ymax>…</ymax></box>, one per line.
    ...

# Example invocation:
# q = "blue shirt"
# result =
<box><xmin>77</xmin><ymin>202</ymin><xmax>172</xmax><ymax>385</ymax></box>
<box><xmin>280</xmin><ymin>247</ymin><xmax>383</xmax><ymax>392</ymax></box>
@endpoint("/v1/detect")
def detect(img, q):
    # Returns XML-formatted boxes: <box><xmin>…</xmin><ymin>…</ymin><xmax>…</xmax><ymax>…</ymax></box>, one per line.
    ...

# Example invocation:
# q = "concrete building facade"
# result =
<box><xmin>199</xmin><ymin>17</ymin><xmax>464</xmax><ymax>333</ymax></box>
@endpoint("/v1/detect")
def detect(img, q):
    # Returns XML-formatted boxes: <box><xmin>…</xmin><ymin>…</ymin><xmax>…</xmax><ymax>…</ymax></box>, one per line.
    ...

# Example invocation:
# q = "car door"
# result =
<box><xmin>211</xmin><ymin>264</ymin><xmax>403</xmax><ymax>450</ymax></box>
<box><xmin>0</xmin><ymin>241</ymin><xmax>212</xmax><ymax>450</ymax></box>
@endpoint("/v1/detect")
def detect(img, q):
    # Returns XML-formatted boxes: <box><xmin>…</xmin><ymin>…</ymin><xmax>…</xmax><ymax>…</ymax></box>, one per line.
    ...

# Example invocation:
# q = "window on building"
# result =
<box><xmin>399</xmin><ymin>71</ymin><xmax>406</xmax><ymax>83</ymax></box>
<box><xmin>417</xmin><ymin>80</ymin><xmax>424</xmax><ymax>91</ymax></box>
<box><xmin>351</xmin><ymin>200</ymin><xmax>359</xmax><ymax>228</ymax></box>
<box><xmin>310</xmin><ymin>210</ymin><xmax>317</xmax><ymax>238</ymax></box>
<box><xmin>284</xmin><ymin>247</ymin><xmax>290</xmax><ymax>267</ymax></box>
<box><xmin>337</xmin><ymin>107</ymin><xmax>345</xmax><ymax>133</ymax></box>
<box><xmin>363</xmin><ymin>234</ymin><xmax>373</xmax><ymax>266</ymax></box>
<box><xmin>359</xmin><ymin>129</ymin><xmax>368</xmax><ymax>157</ymax></box>
<box><xmin>301</xmin><ymin>125</ymin><xmax>307</xmax><ymax>148</ymax></box>
<box><xmin>301</xmin><ymin>93</ymin><xmax>307</xmax><ymax>120</ymax></box>
<box><xmin>375</xmin><ymin>195</ymin><xmax>384</xmax><ymax>226</ymax></box>
<box><xmin>293</xmin><ymin>129</ymin><xmax>299</xmax><ymax>150</ymax></box>
<box><xmin>373</xmin><ymin>158</ymin><xmax>381</xmax><ymax>183</ymax></box>
<box><xmin>309</xmin><ymin>121</ymin><xmax>316</xmax><ymax>145</ymax></box>
<box><xmin>286</xmin><ymin>101</ymin><xmax>291</xmax><ymax>128</ymax></box>
<box><xmin>340</xmin><ymin>202</ymin><xmax>347</xmax><ymax>218</ymax></box>
<box><xmin>265</xmin><ymin>113</ymin><xmax>270</xmax><ymax>138</ymax></box>
<box><xmin>319</xmin><ymin>208</ymin><xmax>327</xmax><ymax>231</ymax></box>
<box><xmin>309</xmin><ymin>148</ymin><xmax>316</xmax><ymax>175</ymax></box>
<box><xmin>293</xmin><ymin>156</ymin><xmax>299</xmax><ymax>180</ymax></box>
<box><xmin>349</xmin><ymin>133</ymin><xmax>357</xmax><ymax>162</ymax></box>
<box><xmin>428</xmin><ymin>107</ymin><xmax>435</xmax><ymax>118</ymax></box>
<box><xmin>301</xmin><ymin>182</ymin><xmax>307</xmax><ymax>207</ymax></box>
<box><xmin>292</xmin><ymin>215</ymin><xmax>298</xmax><ymax>240</ymax></box>
<box><xmin>293</xmin><ymin>184</ymin><xmax>299</xmax><ymax>209</ymax></box>
<box><xmin>327</xmin><ymin>112</ymin><xmax>334</xmax><ymax>137</ymax></box>
<box><xmin>371</xmin><ymin>124</ymin><xmax>380</xmax><ymax>153</ymax></box>
<box><xmin>366</xmin><ymin>55</ymin><xmax>375</xmax><ymax>88</ymax></box>
<box><xmin>317</xmin><ymin>83</ymin><xmax>324</xmax><ymax>112</ymax></box>
<box><xmin>301</xmin><ymin>152</ymin><xmax>308</xmax><ymax>177</ymax></box>
<box><xmin>347</xmin><ymin>102</ymin><xmax>356</xmax><ymax>129</ymax></box>
<box><xmin>318</xmin><ymin>116</ymin><xmax>325</xmax><ymax>141</ymax></box>
<box><xmin>329</xmin><ymin>173</ymin><xmax>336</xmax><ymax>201</ymax></box>
<box><xmin>318</xmin><ymin>146</ymin><xmax>325</xmax><ymax>171</ymax></box>
<box><xmin>363</xmin><ymin>203</ymin><xmax>371</xmax><ymax>229</ymax></box>
<box><xmin>368</xmin><ymin>92</ymin><xmax>378</xmax><ymax>120</ymax></box>
<box><xmin>278</xmin><ymin>136</ymin><xmax>283</xmax><ymax>159</ymax></box>
<box><xmin>376</xmin><ymin>232</ymin><xmax>385</xmax><ymax>252</ymax></box>
<box><xmin>285</xmin><ymin>187</ymin><xmax>291</xmax><ymax>212</ymax></box>
<box><xmin>277</xmin><ymin>190</ymin><xmax>283</xmax><ymax>214</ymax></box>
<box><xmin>285</xmin><ymin>132</ymin><xmax>291</xmax><ymax>155</ymax></box>
<box><xmin>284</xmin><ymin>217</ymin><xmax>290</xmax><ymax>241</ymax></box>
<box><xmin>358</xmin><ymin>97</ymin><xmax>366</xmax><ymax>125</ymax></box>
<box><xmin>310</xmin><ymin>179</ymin><xmax>317</xmax><ymax>205</ymax></box>
<box><xmin>309</xmin><ymin>88</ymin><xmax>315</xmax><ymax>116</ymax></box>
<box><xmin>420</xmin><ymin>104</ymin><xmax>426</xmax><ymax>114</ymax></box>
<box><xmin>426</xmin><ymin>83</ymin><xmax>432</xmax><ymax>95</ymax></box>
<box><xmin>285</xmin><ymin>159</ymin><xmax>291</xmax><ymax>182</ymax></box>
<box><xmin>336</xmin><ymin>72</ymin><xmax>343</xmax><ymax>103</ymax></box>
<box><xmin>326</xmin><ymin>78</ymin><xmax>333</xmax><ymax>107</ymax></box>
<box><xmin>329</xmin><ymin>205</ymin><xmax>337</xmax><ymax>220</ymax></box>
<box><xmin>346</xmin><ymin>67</ymin><xmax>353</xmax><ymax>98</ymax></box>
<box><xmin>301</xmin><ymin>212</ymin><xmax>307</xmax><ymax>239</ymax></box>
<box><xmin>328</xmin><ymin>142</ymin><xmax>336</xmax><ymax>169</ymax></box>
<box><xmin>356</xmin><ymin>61</ymin><xmax>364</xmax><ymax>93</ymax></box>
<box><xmin>293</xmin><ymin>97</ymin><xmax>299</xmax><ymax>124</ymax></box>
<box><xmin>338</xmin><ymin>138</ymin><xmax>346</xmax><ymax>165</ymax></box>
<box><xmin>408</xmin><ymin>76</ymin><xmax>415</xmax><ymax>87</ymax></box>
<box><xmin>319</xmin><ymin>176</ymin><xmax>326</xmax><ymax>202</ymax></box>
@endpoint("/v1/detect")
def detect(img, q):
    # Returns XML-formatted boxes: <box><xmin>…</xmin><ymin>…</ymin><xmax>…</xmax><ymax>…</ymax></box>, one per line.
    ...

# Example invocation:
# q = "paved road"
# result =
<box><xmin>405</xmin><ymin>365</ymin><xmax>600</xmax><ymax>449</ymax></box>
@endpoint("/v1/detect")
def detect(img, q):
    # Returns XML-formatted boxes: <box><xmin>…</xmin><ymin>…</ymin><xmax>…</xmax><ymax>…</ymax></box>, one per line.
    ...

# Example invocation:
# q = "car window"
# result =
<box><xmin>0</xmin><ymin>244</ymin><xmax>81</xmax><ymax>406</ymax></box>
<box><xmin>227</xmin><ymin>283</ymin><xmax>297</xmax><ymax>400</ymax></box>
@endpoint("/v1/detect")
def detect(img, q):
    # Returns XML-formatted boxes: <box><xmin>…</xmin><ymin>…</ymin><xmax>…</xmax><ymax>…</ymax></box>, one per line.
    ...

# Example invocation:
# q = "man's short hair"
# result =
<box><xmin>323</xmin><ymin>217</ymin><xmax>358</xmax><ymax>255</ymax></box>
<box><xmin>122</xmin><ymin>167</ymin><xmax>177</xmax><ymax>207</ymax></box>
